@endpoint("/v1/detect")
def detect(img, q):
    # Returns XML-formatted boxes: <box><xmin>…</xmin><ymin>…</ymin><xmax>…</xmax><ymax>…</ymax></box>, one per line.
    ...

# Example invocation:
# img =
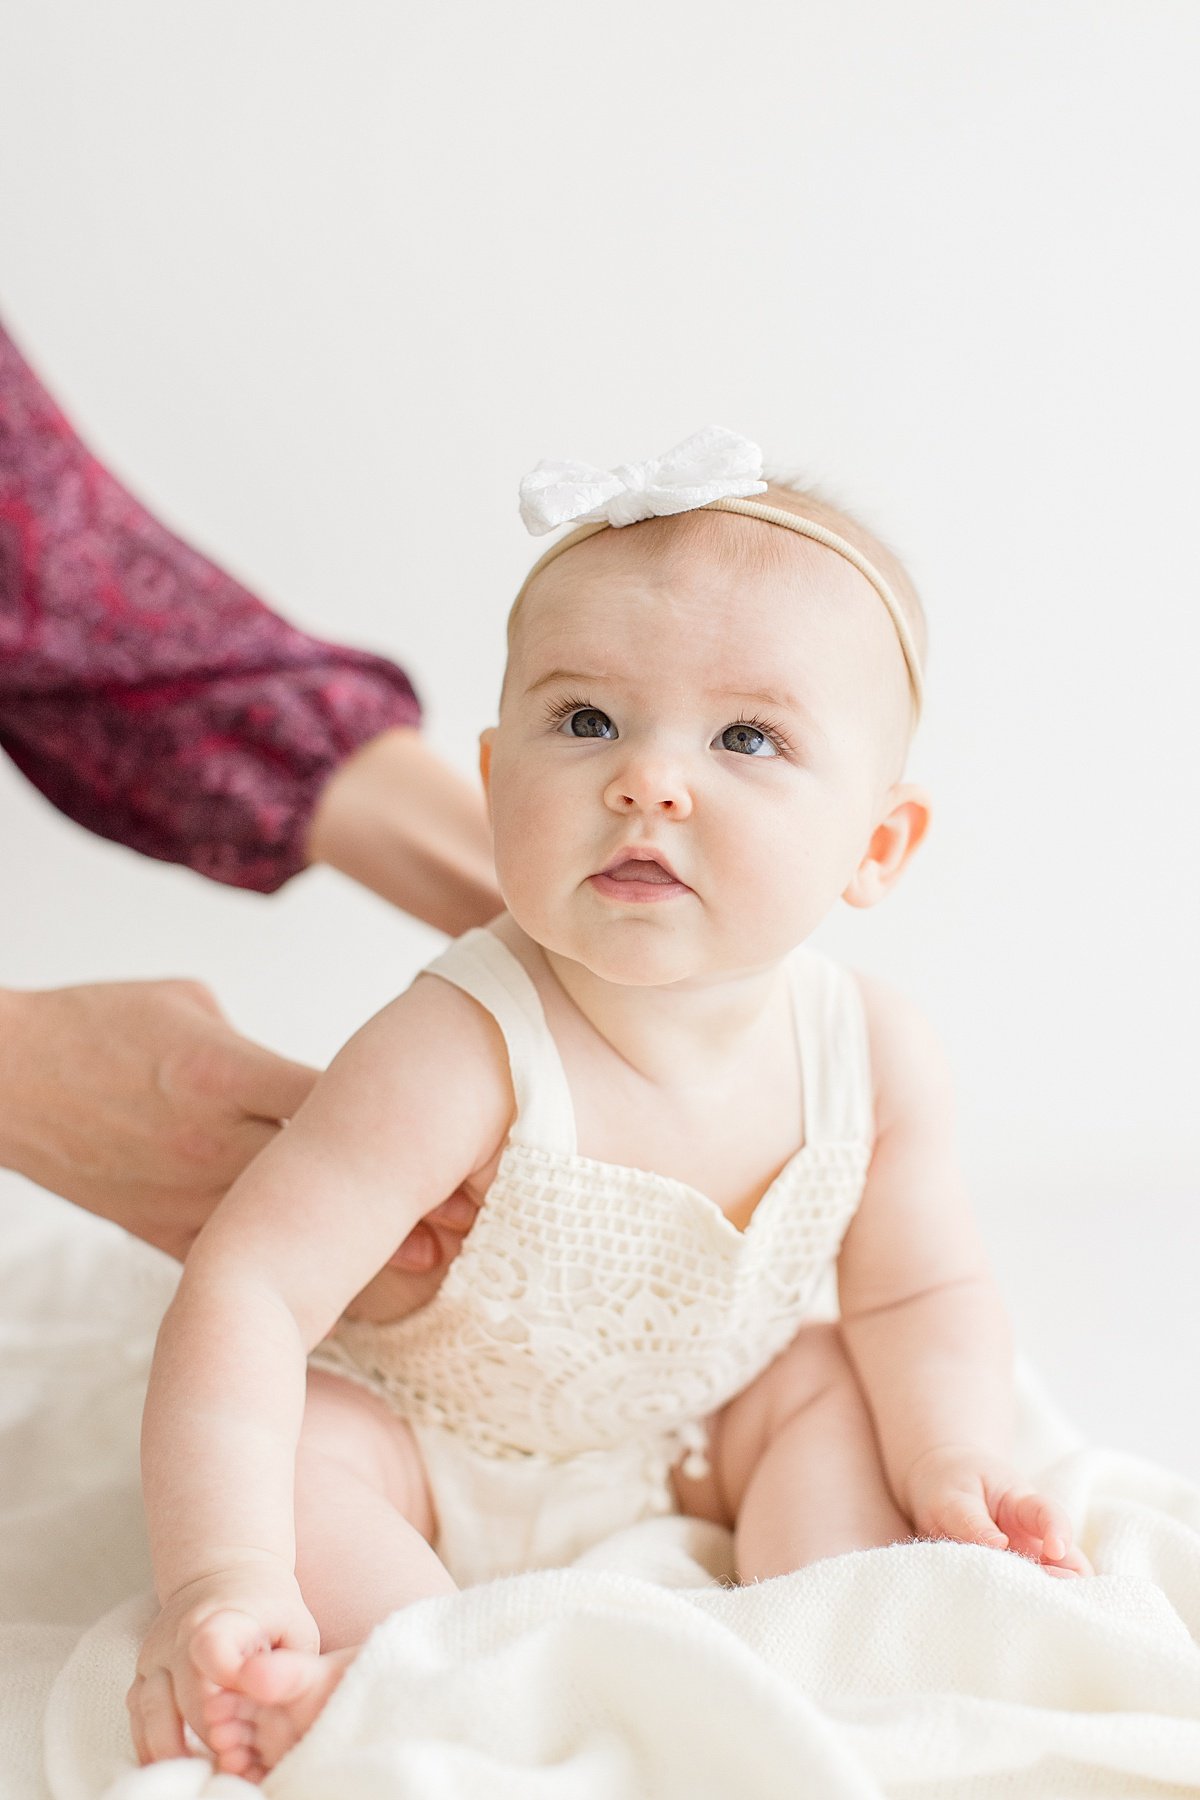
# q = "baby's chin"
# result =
<box><xmin>511</xmin><ymin>899</ymin><xmax>711</xmax><ymax>989</ymax></box>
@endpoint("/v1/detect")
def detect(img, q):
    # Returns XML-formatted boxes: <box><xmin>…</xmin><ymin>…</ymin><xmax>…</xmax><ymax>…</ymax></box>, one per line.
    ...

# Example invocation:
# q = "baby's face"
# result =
<box><xmin>484</xmin><ymin>518</ymin><xmax>915</xmax><ymax>987</ymax></box>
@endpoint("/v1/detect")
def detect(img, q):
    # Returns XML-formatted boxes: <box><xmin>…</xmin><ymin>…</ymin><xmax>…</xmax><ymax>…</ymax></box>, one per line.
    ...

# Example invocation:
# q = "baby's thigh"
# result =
<box><xmin>673</xmin><ymin>1322</ymin><xmax>859</xmax><ymax>1527</ymax></box>
<box><xmin>299</xmin><ymin>1367</ymin><xmax>437</xmax><ymax>1543</ymax></box>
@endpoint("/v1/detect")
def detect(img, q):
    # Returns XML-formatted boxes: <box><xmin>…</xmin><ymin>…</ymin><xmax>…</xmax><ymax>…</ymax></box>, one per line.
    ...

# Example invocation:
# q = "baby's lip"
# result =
<box><xmin>597</xmin><ymin>847</ymin><xmax>687</xmax><ymax>885</ymax></box>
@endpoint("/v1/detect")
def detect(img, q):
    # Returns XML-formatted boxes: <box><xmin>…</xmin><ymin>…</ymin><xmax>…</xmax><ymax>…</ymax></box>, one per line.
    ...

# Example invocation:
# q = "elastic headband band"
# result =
<box><xmin>512</xmin><ymin>497</ymin><xmax>925</xmax><ymax>720</ymax></box>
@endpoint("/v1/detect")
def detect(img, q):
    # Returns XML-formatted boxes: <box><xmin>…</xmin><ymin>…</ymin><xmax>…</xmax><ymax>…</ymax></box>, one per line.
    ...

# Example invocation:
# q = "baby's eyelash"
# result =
<box><xmin>542</xmin><ymin>696</ymin><xmax>796</xmax><ymax>757</ymax></box>
<box><xmin>541</xmin><ymin>692</ymin><xmax>596</xmax><ymax>727</ymax></box>
<box><xmin>730</xmin><ymin>712</ymin><xmax>797</xmax><ymax>757</ymax></box>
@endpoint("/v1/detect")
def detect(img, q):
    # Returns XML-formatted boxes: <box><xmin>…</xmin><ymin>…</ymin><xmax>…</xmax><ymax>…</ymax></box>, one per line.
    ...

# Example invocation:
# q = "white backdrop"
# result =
<box><xmin>1</xmin><ymin>1</ymin><xmax>1198</xmax><ymax>1475</ymax></box>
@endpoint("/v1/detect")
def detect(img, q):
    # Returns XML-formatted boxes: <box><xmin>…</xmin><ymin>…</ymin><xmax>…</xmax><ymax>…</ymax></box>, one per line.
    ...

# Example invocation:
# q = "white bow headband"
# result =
<box><xmin>516</xmin><ymin>425</ymin><xmax>924</xmax><ymax>718</ymax></box>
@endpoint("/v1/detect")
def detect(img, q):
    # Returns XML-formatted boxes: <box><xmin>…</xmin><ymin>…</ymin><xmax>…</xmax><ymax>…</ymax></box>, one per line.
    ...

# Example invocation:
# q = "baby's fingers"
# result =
<box><xmin>995</xmin><ymin>1490</ymin><xmax>1071</xmax><ymax>1557</ymax></box>
<box><xmin>1042</xmin><ymin>1541</ymin><xmax>1094</xmax><ymax>1578</ymax></box>
<box><xmin>923</xmin><ymin>1489</ymin><xmax>1009</xmax><ymax>1551</ymax></box>
<box><xmin>189</xmin><ymin>1609</ymin><xmax>273</xmax><ymax>1688</ymax></box>
<box><xmin>126</xmin><ymin>1668</ymin><xmax>190</xmax><ymax>1765</ymax></box>
<box><xmin>994</xmin><ymin>1489</ymin><xmax>1091</xmax><ymax>1576</ymax></box>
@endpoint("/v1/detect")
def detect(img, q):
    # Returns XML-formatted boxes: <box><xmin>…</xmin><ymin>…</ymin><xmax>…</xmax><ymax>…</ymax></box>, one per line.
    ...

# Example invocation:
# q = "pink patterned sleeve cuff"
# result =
<box><xmin>0</xmin><ymin>321</ymin><xmax>421</xmax><ymax>891</ymax></box>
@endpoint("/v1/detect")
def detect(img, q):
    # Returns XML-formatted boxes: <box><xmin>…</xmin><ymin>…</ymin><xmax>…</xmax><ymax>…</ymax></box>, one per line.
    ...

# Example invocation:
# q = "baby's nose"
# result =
<box><xmin>603</xmin><ymin>758</ymin><xmax>693</xmax><ymax>818</ymax></box>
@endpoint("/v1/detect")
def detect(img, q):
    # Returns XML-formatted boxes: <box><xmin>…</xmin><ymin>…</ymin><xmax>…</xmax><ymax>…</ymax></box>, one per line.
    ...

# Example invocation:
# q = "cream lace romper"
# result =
<box><xmin>310</xmin><ymin>926</ymin><xmax>874</xmax><ymax>1587</ymax></box>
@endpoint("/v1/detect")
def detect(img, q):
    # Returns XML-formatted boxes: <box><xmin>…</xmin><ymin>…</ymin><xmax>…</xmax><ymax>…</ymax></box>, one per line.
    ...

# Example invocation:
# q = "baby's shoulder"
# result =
<box><xmin>337</xmin><ymin>956</ymin><xmax>517</xmax><ymax>1157</ymax></box>
<box><xmin>844</xmin><ymin>966</ymin><xmax>955</xmax><ymax>1138</ymax></box>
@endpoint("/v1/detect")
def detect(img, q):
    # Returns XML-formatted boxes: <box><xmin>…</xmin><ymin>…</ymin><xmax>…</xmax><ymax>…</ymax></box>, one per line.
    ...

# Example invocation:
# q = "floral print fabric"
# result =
<box><xmin>0</xmin><ymin>321</ymin><xmax>420</xmax><ymax>891</ymax></box>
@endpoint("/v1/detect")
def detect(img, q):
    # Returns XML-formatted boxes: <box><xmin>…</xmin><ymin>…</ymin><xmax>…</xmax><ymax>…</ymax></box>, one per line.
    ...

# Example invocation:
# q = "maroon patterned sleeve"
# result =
<box><xmin>0</xmin><ymin>321</ymin><xmax>421</xmax><ymax>892</ymax></box>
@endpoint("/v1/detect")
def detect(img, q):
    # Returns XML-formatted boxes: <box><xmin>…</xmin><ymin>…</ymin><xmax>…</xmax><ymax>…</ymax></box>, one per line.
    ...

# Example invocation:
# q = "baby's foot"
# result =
<box><xmin>203</xmin><ymin>1645</ymin><xmax>358</xmax><ymax>1781</ymax></box>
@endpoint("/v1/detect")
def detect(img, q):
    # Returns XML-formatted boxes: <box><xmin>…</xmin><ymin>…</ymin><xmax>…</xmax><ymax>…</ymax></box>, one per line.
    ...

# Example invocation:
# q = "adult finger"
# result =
<box><xmin>387</xmin><ymin>1221</ymin><xmax>441</xmax><ymax>1271</ymax></box>
<box><xmin>424</xmin><ymin>1192</ymin><xmax>481</xmax><ymax>1234</ymax></box>
<box><xmin>227</xmin><ymin>1115</ymin><xmax>286</xmax><ymax>1171</ymax></box>
<box><xmin>227</xmin><ymin>1042</ymin><xmax>320</xmax><ymax>1125</ymax></box>
<box><xmin>167</xmin><ymin>978</ymin><xmax>228</xmax><ymax>1022</ymax></box>
<box><xmin>386</xmin><ymin>1193</ymin><xmax>479</xmax><ymax>1271</ymax></box>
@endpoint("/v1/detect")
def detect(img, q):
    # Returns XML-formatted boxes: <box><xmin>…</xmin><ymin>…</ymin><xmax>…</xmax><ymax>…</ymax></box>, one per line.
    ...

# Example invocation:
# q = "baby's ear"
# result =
<box><xmin>843</xmin><ymin>783</ymin><xmax>931</xmax><ymax>909</ymax></box>
<box><xmin>478</xmin><ymin>727</ymin><xmax>496</xmax><ymax>808</ymax></box>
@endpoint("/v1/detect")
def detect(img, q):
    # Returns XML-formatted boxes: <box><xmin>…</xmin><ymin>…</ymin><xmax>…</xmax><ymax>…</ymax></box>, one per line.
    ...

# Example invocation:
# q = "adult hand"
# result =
<box><xmin>307</xmin><ymin>727</ymin><xmax>503</xmax><ymax>937</ymax></box>
<box><xmin>0</xmin><ymin>978</ymin><xmax>480</xmax><ymax>1282</ymax></box>
<box><xmin>0</xmin><ymin>979</ymin><xmax>317</xmax><ymax>1261</ymax></box>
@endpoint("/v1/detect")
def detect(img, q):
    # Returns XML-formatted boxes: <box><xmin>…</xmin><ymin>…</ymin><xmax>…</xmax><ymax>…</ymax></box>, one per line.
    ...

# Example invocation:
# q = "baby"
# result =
<box><xmin>128</xmin><ymin>429</ymin><xmax>1091</xmax><ymax>1782</ymax></box>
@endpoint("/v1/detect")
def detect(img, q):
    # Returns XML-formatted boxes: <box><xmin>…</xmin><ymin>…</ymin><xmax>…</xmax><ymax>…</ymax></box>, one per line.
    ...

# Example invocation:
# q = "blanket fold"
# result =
<box><xmin>6</xmin><ymin>1191</ymin><xmax>1200</xmax><ymax>1799</ymax></box>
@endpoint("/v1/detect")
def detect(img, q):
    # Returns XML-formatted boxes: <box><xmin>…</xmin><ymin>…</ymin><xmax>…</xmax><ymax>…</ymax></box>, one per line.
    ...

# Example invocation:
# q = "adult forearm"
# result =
<box><xmin>0</xmin><ymin>987</ymin><xmax>27</xmax><ymax>1172</ymax></box>
<box><xmin>142</xmin><ymin>1259</ymin><xmax>308</xmax><ymax>1600</ymax></box>
<box><xmin>1</xmin><ymin>318</ymin><xmax>423</xmax><ymax>896</ymax></box>
<box><xmin>841</xmin><ymin>1275</ymin><xmax>1015</xmax><ymax>1516</ymax></box>
<box><xmin>306</xmin><ymin>728</ymin><xmax>502</xmax><ymax>935</ymax></box>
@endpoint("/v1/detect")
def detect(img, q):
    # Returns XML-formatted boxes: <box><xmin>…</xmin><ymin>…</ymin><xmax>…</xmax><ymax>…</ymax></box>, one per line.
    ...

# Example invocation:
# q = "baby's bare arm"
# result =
<box><xmin>140</xmin><ymin>971</ymin><xmax>514</xmax><ymax>1607</ymax></box>
<box><xmin>837</xmin><ymin>975</ymin><xmax>1089</xmax><ymax>1574</ymax></box>
<box><xmin>837</xmin><ymin>976</ymin><xmax>1015</xmax><ymax>1516</ymax></box>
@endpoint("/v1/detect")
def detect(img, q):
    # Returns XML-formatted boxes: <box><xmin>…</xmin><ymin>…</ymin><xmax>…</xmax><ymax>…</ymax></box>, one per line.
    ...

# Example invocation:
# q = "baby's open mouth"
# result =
<box><xmin>590</xmin><ymin>851</ymin><xmax>692</xmax><ymax>901</ymax></box>
<box><xmin>603</xmin><ymin>859</ymin><xmax>676</xmax><ymax>884</ymax></box>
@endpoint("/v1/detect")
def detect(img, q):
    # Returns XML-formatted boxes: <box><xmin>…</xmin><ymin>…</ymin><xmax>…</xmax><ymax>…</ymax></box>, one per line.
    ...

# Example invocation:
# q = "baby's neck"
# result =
<box><xmin>503</xmin><ymin>920</ymin><xmax>792</xmax><ymax>1092</ymax></box>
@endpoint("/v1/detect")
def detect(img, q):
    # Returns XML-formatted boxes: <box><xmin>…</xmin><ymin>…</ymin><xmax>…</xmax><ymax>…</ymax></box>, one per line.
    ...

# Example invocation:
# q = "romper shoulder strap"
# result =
<box><xmin>420</xmin><ymin>927</ymin><xmax>579</xmax><ymax>1156</ymax></box>
<box><xmin>787</xmin><ymin>946</ymin><xmax>875</xmax><ymax>1147</ymax></box>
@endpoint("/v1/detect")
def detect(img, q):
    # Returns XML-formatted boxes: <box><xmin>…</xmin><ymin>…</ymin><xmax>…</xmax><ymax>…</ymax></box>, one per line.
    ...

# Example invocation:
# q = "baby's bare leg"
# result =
<box><xmin>204</xmin><ymin>1368</ymin><xmax>454</xmax><ymax>1779</ymax></box>
<box><xmin>680</xmin><ymin>1322</ymin><xmax>911</xmax><ymax>1580</ymax></box>
<box><xmin>291</xmin><ymin>1368</ymin><xmax>455</xmax><ymax>1645</ymax></box>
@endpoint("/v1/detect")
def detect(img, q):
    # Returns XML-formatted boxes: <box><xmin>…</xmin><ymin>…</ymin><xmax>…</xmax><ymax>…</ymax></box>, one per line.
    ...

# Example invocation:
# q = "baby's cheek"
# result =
<box><xmin>736</xmin><ymin>833</ymin><xmax>833</xmax><ymax>947</ymax></box>
<box><xmin>490</xmin><ymin>780</ymin><xmax>569</xmax><ymax>909</ymax></box>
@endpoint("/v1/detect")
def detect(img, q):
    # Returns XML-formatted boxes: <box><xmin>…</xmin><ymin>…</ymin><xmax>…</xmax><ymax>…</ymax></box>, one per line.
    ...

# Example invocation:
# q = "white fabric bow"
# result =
<box><xmin>518</xmin><ymin>425</ymin><xmax>768</xmax><ymax>535</ymax></box>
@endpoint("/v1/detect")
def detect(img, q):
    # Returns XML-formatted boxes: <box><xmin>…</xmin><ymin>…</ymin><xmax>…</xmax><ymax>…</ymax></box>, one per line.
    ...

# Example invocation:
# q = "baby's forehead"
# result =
<box><xmin>540</xmin><ymin>505</ymin><xmax>803</xmax><ymax>594</ymax></box>
<box><xmin>511</xmin><ymin>516</ymin><xmax>886</xmax><ymax>678</ymax></box>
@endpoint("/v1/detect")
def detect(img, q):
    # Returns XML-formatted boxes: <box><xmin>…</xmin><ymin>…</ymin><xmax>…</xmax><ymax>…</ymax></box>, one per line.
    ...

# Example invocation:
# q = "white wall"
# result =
<box><xmin>2</xmin><ymin>1</ymin><xmax>1198</xmax><ymax>1473</ymax></box>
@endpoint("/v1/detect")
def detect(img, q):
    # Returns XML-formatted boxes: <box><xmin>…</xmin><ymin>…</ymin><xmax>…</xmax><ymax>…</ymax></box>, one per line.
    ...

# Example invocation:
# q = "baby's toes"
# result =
<box><xmin>213</xmin><ymin>1736</ymin><xmax>263</xmax><ymax>1781</ymax></box>
<box><xmin>203</xmin><ymin>1688</ymin><xmax>255</xmax><ymax>1727</ymax></box>
<box><xmin>214</xmin><ymin>1739</ymin><xmax>266</xmax><ymax>1785</ymax></box>
<box><xmin>230</xmin><ymin>1647</ymin><xmax>358</xmax><ymax>1773</ymax></box>
<box><xmin>233</xmin><ymin>1646</ymin><xmax>319</xmax><ymax>1706</ymax></box>
<box><xmin>205</xmin><ymin>1712</ymin><xmax>254</xmax><ymax>1756</ymax></box>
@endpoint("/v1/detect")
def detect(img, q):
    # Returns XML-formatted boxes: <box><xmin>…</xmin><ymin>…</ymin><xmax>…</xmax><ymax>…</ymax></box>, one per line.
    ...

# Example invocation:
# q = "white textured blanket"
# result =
<box><xmin>5</xmin><ymin>1185</ymin><xmax>1200</xmax><ymax>1800</ymax></box>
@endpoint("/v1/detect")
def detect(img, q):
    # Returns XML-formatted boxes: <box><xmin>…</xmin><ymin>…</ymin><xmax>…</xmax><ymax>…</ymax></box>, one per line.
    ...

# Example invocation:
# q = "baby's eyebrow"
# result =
<box><xmin>523</xmin><ymin>668</ymin><xmax>613</xmax><ymax>697</ymax></box>
<box><xmin>714</xmin><ymin>685</ymin><xmax>805</xmax><ymax>716</ymax></box>
<box><xmin>523</xmin><ymin>672</ymin><xmax>807</xmax><ymax>711</ymax></box>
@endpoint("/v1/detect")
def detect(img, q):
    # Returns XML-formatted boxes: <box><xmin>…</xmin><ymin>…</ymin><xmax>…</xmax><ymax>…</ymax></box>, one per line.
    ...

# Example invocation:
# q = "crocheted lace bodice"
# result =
<box><xmin>313</xmin><ymin>927</ymin><xmax>874</xmax><ymax>1471</ymax></box>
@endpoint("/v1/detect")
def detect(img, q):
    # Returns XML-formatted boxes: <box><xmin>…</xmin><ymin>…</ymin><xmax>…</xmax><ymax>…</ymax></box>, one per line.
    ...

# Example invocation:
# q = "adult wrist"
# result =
<box><xmin>307</xmin><ymin>728</ymin><xmax>501</xmax><ymax>935</ymax></box>
<box><xmin>0</xmin><ymin>986</ymin><xmax>34</xmax><ymax>1171</ymax></box>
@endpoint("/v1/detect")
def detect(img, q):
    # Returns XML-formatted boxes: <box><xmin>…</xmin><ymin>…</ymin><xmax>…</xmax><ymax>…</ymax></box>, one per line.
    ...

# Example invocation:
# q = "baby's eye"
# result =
<box><xmin>559</xmin><ymin>706</ymin><xmax>618</xmax><ymax>740</ymax></box>
<box><xmin>719</xmin><ymin>721</ymin><xmax>779</xmax><ymax>758</ymax></box>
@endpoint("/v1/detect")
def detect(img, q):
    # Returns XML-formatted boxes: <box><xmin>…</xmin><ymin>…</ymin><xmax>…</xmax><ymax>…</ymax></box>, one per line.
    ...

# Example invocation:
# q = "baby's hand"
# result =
<box><xmin>904</xmin><ymin>1445</ymin><xmax>1093</xmax><ymax>1578</ymax></box>
<box><xmin>127</xmin><ymin>1559</ymin><xmax>319</xmax><ymax>1770</ymax></box>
